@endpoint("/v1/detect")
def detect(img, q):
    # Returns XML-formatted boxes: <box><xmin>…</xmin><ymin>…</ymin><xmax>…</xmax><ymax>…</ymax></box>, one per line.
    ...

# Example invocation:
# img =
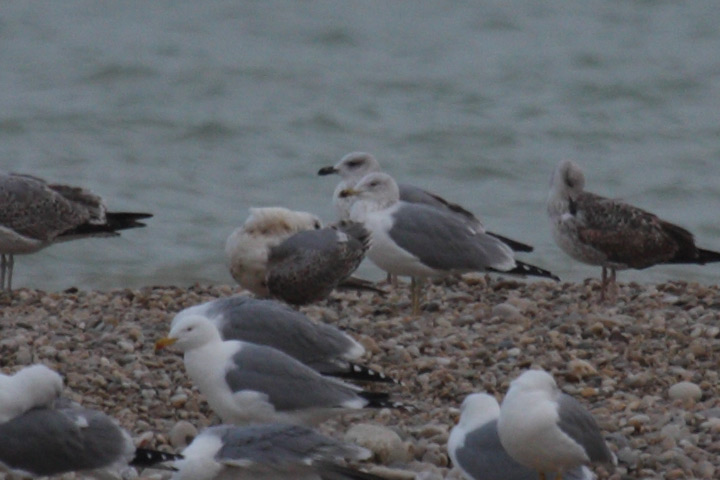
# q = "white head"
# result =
<box><xmin>243</xmin><ymin>207</ymin><xmax>322</xmax><ymax>236</ymax></box>
<box><xmin>14</xmin><ymin>364</ymin><xmax>64</xmax><ymax>407</ymax></box>
<box><xmin>458</xmin><ymin>393</ymin><xmax>501</xmax><ymax>431</ymax></box>
<box><xmin>508</xmin><ymin>369</ymin><xmax>558</xmax><ymax>396</ymax></box>
<box><xmin>157</xmin><ymin>315</ymin><xmax>222</xmax><ymax>353</ymax></box>
<box><xmin>339</xmin><ymin>172</ymin><xmax>401</xmax><ymax>214</ymax></box>
<box><xmin>321</xmin><ymin>152</ymin><xmax>382</xmax><ymax>181</ymax></box>
<box><xmin>549</xmin><ymin>160</ymin><xmax>586</xmax><ymax>200</ymax></box>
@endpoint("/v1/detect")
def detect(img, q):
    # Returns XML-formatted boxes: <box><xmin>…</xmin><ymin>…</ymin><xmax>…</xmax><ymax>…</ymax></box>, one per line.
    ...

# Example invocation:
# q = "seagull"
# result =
<box><xmin>339</xmin><ymin>172</ymin><xmax>558</xmax><ymax>313</ymax></box>
<box><xmin>0</xmin><ymin>173</ymin><xmax>152</xmax><ymax>291</ymax></box>
<box><xmin>172</xmin><ymin>296</ymin><xmax>397</xmax><ymax>383</ymax></box>
<box><xmin>266</xmin><ymin>221</ymin><xmax>371</xmax><ymax>305</ymax></box>
<box><xmin>0</xmin><ymin>364</ymin><xmax>63</xmax><ymax>422</ymax></box>
<box><xmin>225</xmin><ymin>207</ymin><xmax>323</xmax><ymax>297</ymax></box>
<box><xmin>497</xmin><ymin>370</ymin><xmax>614</xmax><ymax>480</ymax></box>
<box><xmin>0</xmin><ymin>368</ymin><xmax>180</xmax><ymax>478</ymax></box>
<box><xmin>171</xmin><ymin>423</ymin><xmax>384</xmax><ymax>480</ymax></box>
<box><xmin>317</xmin><ymin>152</ymin><xmax>533</xmax><ymax>252</ymax></box>
<box><xmin>448</xmin><ymin>393</ymin><xmax>594</xmax><ymax>480</ymax></box>
<box><xmin>547</xmin><ymin>160</ymin><xmax>720</xmax><ymax>299</ymax></box>
<box><xmin>155</xmin><ymin>314</ymin><xmax>405</xmax><ymax>426</ymax></box>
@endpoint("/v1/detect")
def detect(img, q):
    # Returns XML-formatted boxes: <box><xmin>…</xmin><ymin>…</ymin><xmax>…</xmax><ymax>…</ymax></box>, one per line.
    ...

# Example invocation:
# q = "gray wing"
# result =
<box><xmin>557</xmin><ymin>394</ymin><xmax>613</xmax><ymax>464</ymax></box>
<box><xmin>212</xmin><ymin>424</ymin><xmax>367</xmax><ymax>466</ymax></box>
<box><xmin>205</xmin><ymin>296</ymin><xmax>363</xmax><ymax>372</ymax></box>
<box><xmin>267</xmin><ymin>226</ymin><xmax>368</xmax><ymax>304</ymax></box>
<box><xmin>0</xmin><ymin>401</ymin><xmax>131</xmax><ymax>477</ymax></box>
<box><xmin>454</xmin><ymin>420</ymin><xmax>590</xmax><ymax>480</ymax></box>
<box><xmin>454</xmin><ymin>420</ymin><xmax>540</xmax><ymax>480</ymax></box>
<box><xmin>388</xmin><ymin>203</ymin><xmax>514</xmax><ymax>272</ymax></box>
<box><xmin>225</xmin><ymin>344</ymin><xmax>363</xmax><ymax>411</ymax></box>
<box><xmin>0</xmin><ymin>173</ymin><xmax>91</xmax><ymax>242</ymax></box>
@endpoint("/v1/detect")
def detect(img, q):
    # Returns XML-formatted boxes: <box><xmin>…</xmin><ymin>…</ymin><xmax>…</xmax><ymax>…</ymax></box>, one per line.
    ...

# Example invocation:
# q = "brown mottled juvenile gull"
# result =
<box><xmin>171</xmin><ymin>423</ymin><xmax>385</xmax><ymax>480</ymax></box>
<box><xmin>225</xmin><ymin>207</ymin><xmax>323</xmax><ymax>297</ymax></box>
<box><xmin>155</xmin><ymin>315</ymin><xmax>405</xmax><ymax>426</ymax></box>
<box><xmin>547</xmin><ymin>160</ymin><xmax>720</xmax><ymax>299</ymax></box>
<box><xmin>448</xmin><ymin>393</ymin><xmax>595</xmax><ymax>480</ymax></box>
<box><xmin>498</xmin><ymin>370</ymin><xmax>614</xmax><ymax>480</ymax></box>
<box><xmin>0</xmin><ymin>173</ymin><xmax>152</xmax><ymax>291</ymax></box>
<box><xmin>266</xmin><ymin>221</ymin><xmax>370</xmax><ymax>305</ymax></box>
<box><xmin>318</xmin><ymin>151</ymin><xmax>533</xmax><ymax>252</ymax></box>
<box><xmin>173</xmin><ymin>296</ymin><xmax>396</xmax><ymax>383</ymax></box>
<box><xmin>339</xmin><ymin>172</ymin><xmax>558</xmax><ymax>314</ymax></box>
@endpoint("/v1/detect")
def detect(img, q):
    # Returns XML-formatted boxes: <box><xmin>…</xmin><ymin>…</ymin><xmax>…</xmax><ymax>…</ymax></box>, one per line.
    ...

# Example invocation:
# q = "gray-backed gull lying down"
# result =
<box><xmin>172</xmin><ymin>296</ymin><xmax>396</xmax><ymax>383</ymax></box>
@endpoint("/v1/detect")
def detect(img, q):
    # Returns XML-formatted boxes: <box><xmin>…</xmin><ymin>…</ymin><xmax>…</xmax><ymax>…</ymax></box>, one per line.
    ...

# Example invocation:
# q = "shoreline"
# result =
<box><xmin>1</xmin><ymin>278</ymin><xmax>718</xmax><ymax>479</ymax></box>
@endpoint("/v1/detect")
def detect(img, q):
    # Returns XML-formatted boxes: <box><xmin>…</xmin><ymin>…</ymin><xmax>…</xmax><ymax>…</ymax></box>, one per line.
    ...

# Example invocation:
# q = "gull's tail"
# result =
<box><xmin>131</xmin><ymin>448</ymin><xmax>183</xmax><ymax>468</ymax></box>
<box><xmin>332</xmin><ymin>362</ymin><xmax>400</xmax><ymax>385</ymax></box>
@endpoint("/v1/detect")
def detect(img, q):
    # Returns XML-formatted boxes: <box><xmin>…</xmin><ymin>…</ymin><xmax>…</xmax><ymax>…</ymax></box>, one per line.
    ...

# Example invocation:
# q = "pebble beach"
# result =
<box><xmin>1</xmin><ymin>277</ymin><xmax>719</xmax><ymax>480</ymax></box>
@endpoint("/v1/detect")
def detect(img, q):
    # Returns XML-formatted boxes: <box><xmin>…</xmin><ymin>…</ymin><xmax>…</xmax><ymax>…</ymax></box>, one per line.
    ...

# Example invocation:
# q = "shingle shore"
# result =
<box><xmin>0</xmin><ymin>277</ymin><xmax>718</xmax><ymax>479</ymax></box>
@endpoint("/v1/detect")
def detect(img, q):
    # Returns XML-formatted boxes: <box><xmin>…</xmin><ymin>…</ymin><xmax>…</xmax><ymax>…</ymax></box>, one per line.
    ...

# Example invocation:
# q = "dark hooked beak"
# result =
<box><xmin>317</xmin><ymin>166</ymin><xmax>339</xmax><ymax>176</ymax></box>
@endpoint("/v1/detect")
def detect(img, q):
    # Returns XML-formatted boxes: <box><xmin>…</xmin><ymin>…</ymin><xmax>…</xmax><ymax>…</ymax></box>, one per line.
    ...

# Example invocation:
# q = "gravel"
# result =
<box><xmin>0</xmin><ymin>275</ymin><xmax>718</xmax><ymax>479</ymax></box>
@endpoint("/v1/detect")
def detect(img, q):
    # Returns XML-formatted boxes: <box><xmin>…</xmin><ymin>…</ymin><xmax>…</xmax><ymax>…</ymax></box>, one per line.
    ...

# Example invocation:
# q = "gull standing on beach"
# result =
<box><xmin>318</xmin><ymin>151</ymin><xmax>533</xmax><ymax>252</ymax></box>
<box><xmin>339</xmin><ymin>172</ymin><xmax>558</xmax><ymax>313</ymax></box>
<box><xmin>547</xmin><ymin>160</ymin><xmax>720</xmax><ymax>299</ymax></box>
<box><xmin>448</xmin><ymin>393</ymin><xmax>594</xmax><ymax>480</ymax></box>
<box><xmin>171</xmin><ymin>423</ymin><xmax>384</xmax><ymax>480</ymax></box>
<box><xmin>156</xmin><ymin>315</ymin><xmax>404</xmax><ymax>426</ymax></box>
<box><xmin>172</xmin><ymin>296</ymin><xmax>396</xmax><ymax>383</ymax></box>
<box><xmin>0</xmin><ymin>173</ymin><xmax>152</xmax><ymax>291</ymax></box>
<box><xmin>497</xmin><ymin>370</ymin><xmax>614</xmax><ymax>480</ymax></box>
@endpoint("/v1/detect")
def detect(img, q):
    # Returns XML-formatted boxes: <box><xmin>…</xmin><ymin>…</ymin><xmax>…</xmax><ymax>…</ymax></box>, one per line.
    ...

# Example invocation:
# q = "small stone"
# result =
<box><xmin>568</xmin><ymin>358</ymin><xmax>597</xmax><ymax>379</ymax></box>
<box><xmin>345</xmin><ymin>424</ymin><xmax>410</xmax><ymax>464</ymax></box>
<box><xmin>169</xmin><ymin>421</ymin><xmax>198</xmax><ymax>449</ymax></box>
<box><xmin>491</xmin><ymin>303</ymin><xmax>521</xmax><ymax>320</ymax></box>
<box><xmin>668</xmin><ymin>381</ymin><xmax>702</xmax><ymax>401</ymax></box>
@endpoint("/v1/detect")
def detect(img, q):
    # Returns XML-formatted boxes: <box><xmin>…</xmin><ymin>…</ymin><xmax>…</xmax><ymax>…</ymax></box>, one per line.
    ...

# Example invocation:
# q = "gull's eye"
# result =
<box><xmin>347</xmin><ymin>160</ymin><xmax>362</xmax><ymax>168</ymax></box>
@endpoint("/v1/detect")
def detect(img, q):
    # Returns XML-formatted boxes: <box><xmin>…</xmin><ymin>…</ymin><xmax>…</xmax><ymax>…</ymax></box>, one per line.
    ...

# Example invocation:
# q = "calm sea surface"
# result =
<box><xmin>2</xmin><ymin>1</ymin><xmax>720</xmax><ymax>291</ymax></box>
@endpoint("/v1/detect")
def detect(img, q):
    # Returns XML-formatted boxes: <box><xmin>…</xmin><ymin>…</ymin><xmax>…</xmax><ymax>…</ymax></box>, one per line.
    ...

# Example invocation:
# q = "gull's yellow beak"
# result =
<box><xmin>155</xmin><ymin>337</ymin><xmax>178</xmax><ymax>352</ymax></box>
<box><xmin>338</xmin><ymin>187</ymin><xmax>359</xmax><ymax>198</ymax></box>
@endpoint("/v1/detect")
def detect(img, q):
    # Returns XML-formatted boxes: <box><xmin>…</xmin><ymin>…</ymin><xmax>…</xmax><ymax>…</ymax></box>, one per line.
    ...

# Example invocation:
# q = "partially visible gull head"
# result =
<box><xmin>317</xmin><ymin>151</ymin><xmax>381</xmax><ymax>180</ymax></box>
<box><xmin>155</xmin><ymin>314</ymin><xmax>221</xmax><ymax>353</ymax></box>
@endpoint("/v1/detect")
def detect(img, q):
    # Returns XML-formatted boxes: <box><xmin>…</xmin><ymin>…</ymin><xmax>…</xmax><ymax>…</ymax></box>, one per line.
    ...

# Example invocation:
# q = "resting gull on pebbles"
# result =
<box><xmin>547</xmin><ymin>160</ymin><xmax>720</xmax><ymax>299</ymax></box>
<box><xmin>0</xmin><ymin>367</ymin><xmax>179</xmax><ymax>478</ymax></box>
<box><xmin>172</xmin><ymin>296</ymin><xmax>396</xmax><ymax>383</ymax></box>
<box><xmin>156</xmin><ymin>314</ymin><xmax>404</xmax><ymax>426</ymax></box>
<box><xmin>318</xmin><ymin>151</ymin><xmax>533</xmax><ymax>252</ymax></box>
<box><xmin>339</xmin><ymin>172</ymin><xmax>558</xmax><ymax>313</ymax></box>
<box><xmin>448</xmin><ymin>393</ymin><xmax>594</xmax><ymax>480</ymax></box>
<box><xmin>266</xmin><ymin>220</ymin><xmax>371</xmax><ymax>305</ymax></box>
<box><xmin>0</xmin><ymin>172</ymin><xmax>151</xmax><ymax>291</ymax></box>
<box><xmin>171</xmin><ymin>423</ymin><xmax>385</xmax><ymax>480</ymax></box>
<box><xmin>497</xmin><ymin>370</ymin><xmax>614</xmax><ymax>480</ymax></box>
<box><xmin>225</xmin><ymin>207</ymin><xmax>322</xmax><ymax>297</ymax></box>
<box><xmin>225</xmin><ymin>207</ymin><xmax>378</xmax><ymax>303</ymax></box>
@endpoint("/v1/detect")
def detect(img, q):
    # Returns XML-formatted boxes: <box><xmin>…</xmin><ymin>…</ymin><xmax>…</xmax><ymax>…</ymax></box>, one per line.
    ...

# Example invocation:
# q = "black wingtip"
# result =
<box><xmin>333</xmin><ymin>362</ymin><xmax>401</xmax><ymax>385</ymax></box>
<box><xmin>486</xmin><ymin>232</ymin><xmax>534</xmax><ymax>253</ymax></box>
<box><xmin>131</xmin><ymin>448</ymin><xmax>183</xmax><ymax>468</ymax></box>
<box><xmin>491</xmin><ymin>261</ymin><xmax>560</xmax><ymax>282</ymax></box>
<box><xmin>359</xmin><ymin>391</ymin><xmax>414</xmax><ymax>411</ymax></box>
